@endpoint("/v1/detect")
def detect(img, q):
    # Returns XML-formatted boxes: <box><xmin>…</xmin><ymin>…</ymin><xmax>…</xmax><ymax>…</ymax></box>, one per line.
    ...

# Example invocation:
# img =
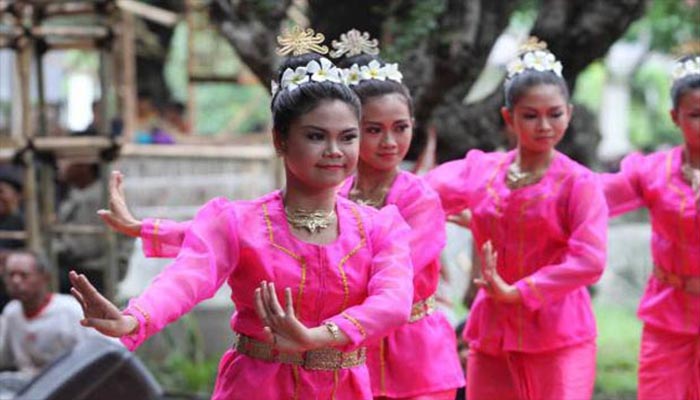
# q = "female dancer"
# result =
<box><xmin>601</xmin><ymin>54</ymin><xmax>700</xmax><ymax>400</ymax></box>
<box><xmin>99</xmin><ymin>29</ymin><xmax>464</xmax><ymax>400</ymax></box>
<box><xmin>71</xmin><ymin>28</ymin><xmax>414</xmax><ymax>400</ymax></box>
<box><xmin>332</xmin><ymin>30</ymin><xmax>464</xmax><ymax>400</ymax></box>
<box><xmin>424</xmin><ymin>38</ymin><xmax>607</xmax><ymax>400</ymax></box>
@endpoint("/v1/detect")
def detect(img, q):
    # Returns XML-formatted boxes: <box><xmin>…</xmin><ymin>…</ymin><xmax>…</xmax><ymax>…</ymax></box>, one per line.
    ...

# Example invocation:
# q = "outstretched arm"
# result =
<box><xmin>97</xmin><ymin>171</ymin><xmax>142</xmax><ymax>238</ymax></box>
<box><xmin>69</xmin><ymin>270</ymin><xmax>137</xmax><ymax>337</ymax></box>
<box><xmin>98</xmin><ymin>171</ymin><xmax>190</xmax><ymax>258</ymax></box>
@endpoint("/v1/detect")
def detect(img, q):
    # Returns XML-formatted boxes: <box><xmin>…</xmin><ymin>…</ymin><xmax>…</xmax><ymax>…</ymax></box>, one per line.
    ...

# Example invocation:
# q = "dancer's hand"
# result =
<box><xmin>473</xmin><ymin>241</ymin><xmax>521</xmax><ymax>304</ymax></box>
<box><xmin>254</xmin><ymin>281</ymin><xmax>347</xmax><ymax>352</ymax></box>
<box><xmin>69</xmin><ymin>271</ymin><xmax>138</xmax><ymax>337</ymax></box>
<box><xmin>97</xmin><ymin>171</ymin><xmax>142</xmax><ymax>238</ymax></box>
<box><xmin>447</xmin><ymin>208</ymin><xmax>472</xmax><ymax>229</ymax></box>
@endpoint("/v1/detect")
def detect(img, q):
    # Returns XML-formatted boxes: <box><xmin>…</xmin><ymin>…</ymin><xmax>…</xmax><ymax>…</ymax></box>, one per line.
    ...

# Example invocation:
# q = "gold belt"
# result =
<box><xmin>653</xmin><ymin>266</ymin><xmax>700</xmax><ymax>296</ymax></box>
<box><xmin>409</xmin><ymin>294</ymin><xmax>437</xmax><ymax>323</ymax></box>
<box><xmin>234</xmin><ymin>334</ymin><xmax>366</xmax><ymax>370</ymax></box>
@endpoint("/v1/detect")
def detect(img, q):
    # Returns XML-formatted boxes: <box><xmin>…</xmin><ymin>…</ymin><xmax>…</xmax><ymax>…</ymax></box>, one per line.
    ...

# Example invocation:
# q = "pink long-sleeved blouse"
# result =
<box><xmin>601</xmin><ymin>146</ymin><xmax>700</xmax><ymax>334</ymax></box>
<box><xmin>425</xmin><ymin>149</ymin><xmax>607</xmax><ymax>354</ymax></box>
<box><xmin>339</xmin><ymin>171</ymin><xmax>465</xmax><ymax>397</ymax></box>
<box><xmin>121</xmin><ymin>191</ymin><xmax>414</xmax><ymax>400</ymax></box>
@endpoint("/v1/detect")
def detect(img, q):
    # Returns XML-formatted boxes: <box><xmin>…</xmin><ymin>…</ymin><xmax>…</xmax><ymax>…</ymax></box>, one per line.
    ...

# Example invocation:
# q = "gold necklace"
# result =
<box><xmin>681</xmin><ymin>163</ymin><xmax>700</xmax><ymax>194</ymax></box>
<box><xmin>285</xmin><ymin>207</ymin><xmax>336</xmax><ymax>234</ymax></box>
<box><xmin>350</xmin><ymin>191</ymin><xmax>387</xmax><ymax>209</ymax></box>
<box><xmin>506</xmin><ymin>162</ymin><xmax>546</xmax><ymax>189</ymax></box>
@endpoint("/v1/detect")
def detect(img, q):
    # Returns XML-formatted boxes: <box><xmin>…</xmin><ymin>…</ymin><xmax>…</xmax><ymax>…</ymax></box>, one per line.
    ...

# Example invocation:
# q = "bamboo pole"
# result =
<box><xmin>119</xmin><ymin>10</ymin><xmax>135</xmax><ymax>142</ymax></box>
<box><xmin>185</xmin><ymin>0</ymin><xmax>196</xmax><ymax>138</ymax></box>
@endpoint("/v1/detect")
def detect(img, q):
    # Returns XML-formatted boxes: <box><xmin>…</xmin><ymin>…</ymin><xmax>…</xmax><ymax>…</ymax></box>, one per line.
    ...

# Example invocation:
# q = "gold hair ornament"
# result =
<box><xmin>330</xmin><ymin>29</ymin><xmax>379</xmax><ymax>58</ymax></box>
<box><xmin>506</xmin><ymin>36</ymin><xmax>563</xmax><ymax>80</ymax></box>
<box><xmin>276</xmin><ymin>26</ymin><xmax>329</xmax><ymax>56</ymax></box>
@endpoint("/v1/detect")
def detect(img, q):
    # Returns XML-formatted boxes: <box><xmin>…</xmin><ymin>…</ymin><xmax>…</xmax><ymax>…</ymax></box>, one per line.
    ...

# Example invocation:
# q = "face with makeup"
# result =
<box><xmin>671</xmin><ymin>88</ymin><xmax>700</xmax><ymax>151</ymax></box>
<box><xmin>358</xmin><ymin>93</ymin><xmax>413</xmax><ymax>172</ymax></box>
<box><xmin>501</xmin><ymin>84</ymin><xmax>572</xmax><ymax>155</ymax></box>
<box><xmin>275</xmin><ymin>99</ymin><xmax>360</xmax><ymax>190</ymax></box>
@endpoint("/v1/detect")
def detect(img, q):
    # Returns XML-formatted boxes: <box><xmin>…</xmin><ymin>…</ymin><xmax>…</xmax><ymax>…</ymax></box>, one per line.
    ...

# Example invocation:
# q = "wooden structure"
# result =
<box><xmin>0</xmin><ymin>0</ymin><xmax>131</xmax><ymax>299</ymax></box>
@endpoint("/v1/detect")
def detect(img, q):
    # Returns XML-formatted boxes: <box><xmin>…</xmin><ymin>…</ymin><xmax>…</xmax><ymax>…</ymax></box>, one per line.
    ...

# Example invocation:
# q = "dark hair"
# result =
<box><xmin>271</xmin><ymin>53</ymin><xmax>361</xmax><ymax>141</ymax></box>
<box><xmin>504</xmin><ymin>68</ymin><xmax>570</xmax><ymax>110</ymax></box>
<box><xmin>671</xmin><ymin>55</ymin><xmax>700</xmax><ymax>109</ymax></box>
<box><xmin>337</xmin><ymin>54</ymin><xmax>414</xmax><ymax>116</ymax></box>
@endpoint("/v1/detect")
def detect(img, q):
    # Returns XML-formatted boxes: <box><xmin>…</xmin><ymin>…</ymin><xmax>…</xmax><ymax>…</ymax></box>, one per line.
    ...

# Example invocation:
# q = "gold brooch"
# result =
<box><xmin>285</xmin><ymin>207</ymin><xmax>336</xmax><ymax>234</ymax></box>
<box><xmin>505</xmin><ymin>162</ymin><xmax>546</xmax><ymax>189</ymax></box>
<box><xmin>330</xmin><ymin>29</ymin><xmax>379</xmax><ymax>59</ymax></box>
<box><xmin>276</xmin><ymin>26</ymin><xmax>329</xmax><ymax>56</ymax></box>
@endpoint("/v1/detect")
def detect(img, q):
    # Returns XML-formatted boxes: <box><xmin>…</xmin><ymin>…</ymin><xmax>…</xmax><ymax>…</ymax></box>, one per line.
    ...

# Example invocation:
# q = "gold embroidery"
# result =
<box><xmin>409</xmin><ymin>294</ymin><xmax>437</xmax><ymax>322</ymax></box>
<box><xmin>132</xmin><ymin>303</ymin><xmax>151</xmax><ymax>331</ymax></box>
<box><xmin>152</xmin><ymin>219</ymin><xmax>161</xmax><ymax>256</ymax></box>
<box><xmin>341</xmin><ymin>312</ymin><xmax>367</xmax><ymax>339</ymax></box>
<box><xmin>292</xmin><ymin>365</ymin><xmax>300</xmax><ymax>400</ymax></box>
<box><xmin>665</xmin><ymin>151</ymin><xmax>693</xmax><ymax>329</ymax></box>
<box><xmin>515</xmin><ymin>169</ymin><xmax>567</xmax><ymax>350</ymax></box>
<box><xmin>331</xmin><ymin>370</ymin><xmax>339</xmax><ymax>400</ymax></box>
<box><xmin>525</xmin><ymin>277</ymin><xmax>545</xmax><ymax>303</ymax></box>
<box><xmin>262</xmin><ymin>203</ymin><xmax>307</xmax><ymax>319</ymax></box>
<box><xmin>337</xmin><ymin>206</ymin><xmax>367</xmax><ymax>310</ymax></box>
<box><xmin>379</xmin><ymin>337</ymin><xmax>387</xmax><ymax>395</ymax></box>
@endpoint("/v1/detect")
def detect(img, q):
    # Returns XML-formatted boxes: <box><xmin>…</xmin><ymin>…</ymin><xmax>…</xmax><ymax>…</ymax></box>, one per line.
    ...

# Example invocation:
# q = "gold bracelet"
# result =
<box><xmin>324</xmin><ymin>322</ymin><xmax>340</xmax><ymax>342</ymax></box>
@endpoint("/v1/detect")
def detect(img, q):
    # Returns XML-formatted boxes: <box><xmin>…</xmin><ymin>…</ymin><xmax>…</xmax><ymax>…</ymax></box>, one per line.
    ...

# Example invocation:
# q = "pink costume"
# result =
<box><xmin>339</xmin><ymin>171</ymin><xmax>465</xmax><ymax>398</ymax></box>
<box><xmin>425</xmin><ymin>149</ymin><xmax>607</xmax><ymax>400</ymax></box>
<box><xmin>121</xmin><ymin>191</ymin><xmax>415</xmax><ymax>400</ymax></box>
<box><xmin>601</xmin><ymin>146</ymin><xmax>700</xmax><ymax>400</ymax></box>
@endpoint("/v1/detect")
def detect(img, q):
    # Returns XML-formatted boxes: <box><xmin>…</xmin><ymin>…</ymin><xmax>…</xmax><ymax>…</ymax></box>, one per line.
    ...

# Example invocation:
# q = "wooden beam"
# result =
<box><xmin>44</xmin><ymin>2</ymin><xmax>97</xmax><ymax>16</ymax></box>
<box><xmin>116</xmin><ymin>0</ymin><xmax>178</xmax><ymax>27</ymax></box>
<box><xmin>50</xmin><ymin>224</ymin><xmax>106</xmax><ymax>235</ymax></box>
<box><xmin>120</xmin><ymin>143</ymin><xmax>276</xmax><ymax>160</ymax></box>
<box><xmin>0</xmin><ymin>231</ymin><xmax>28</xmax><ymax>240</ymax></box>
<box><xmin>31</xmin><ymin>25</ymin><xmax>110</xmax><ymax>39</ymax></box>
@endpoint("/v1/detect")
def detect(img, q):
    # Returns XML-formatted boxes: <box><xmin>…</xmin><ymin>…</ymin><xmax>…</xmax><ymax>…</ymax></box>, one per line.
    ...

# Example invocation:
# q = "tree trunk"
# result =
<box><xmin>135</xmin><ymin>0</ymin><xmax>184</xmax><ymax>104</ymax></box>
<box><xmin>210</xmin><ymin>0</ymin><xmax>647</xmax><ymax>165</ymax></box>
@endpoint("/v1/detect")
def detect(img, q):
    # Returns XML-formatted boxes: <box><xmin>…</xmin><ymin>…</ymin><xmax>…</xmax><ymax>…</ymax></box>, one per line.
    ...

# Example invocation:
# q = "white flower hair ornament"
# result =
<box><xmin>342</xmin><ymin>60</ymin><xmax>404</xmax><ymax>86</ymax></box>
<box><xmin>272</xmin><ymin>57</ymin><xmax>345</xmax><ymax>96</ymax></box>
<box><xmin>506</xmin><ymin>37</ymin><xmax>563</xmax><ymax>80</ymax></box>
<box><xmin>672</xmin><ymin>56</ymin><xmax>700</xmax><ymax>81</ymax></box>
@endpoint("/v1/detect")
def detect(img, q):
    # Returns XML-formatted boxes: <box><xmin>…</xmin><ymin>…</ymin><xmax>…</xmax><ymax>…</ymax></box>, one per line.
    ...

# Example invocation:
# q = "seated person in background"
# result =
<box><xmin>0</xmin><ymin>165</ymin><xmax>25</xmax><ymax>251</ymax></box>
<box><xmin>134</xmin><ymin>92</ymin><xmax>174</xmax><ymax>145</ymax></box>
<box><xmin>162</xmin><ymin>101</ymin><xmax>191</xmax><ymax>137</ymax></box>
<box><xmin>54</xmin><ymin>160</ymin><xmax>132</xmax><ymax>293</ymax></box>
<box><xmin>0</xmin><ymin>250</ymin><xmax>112</xmax><ymax>384</ymax></box>
<box><xmin>0</xmin><ymin>251</ymin><xmax>11</xmax><ymax>312</ymax></box>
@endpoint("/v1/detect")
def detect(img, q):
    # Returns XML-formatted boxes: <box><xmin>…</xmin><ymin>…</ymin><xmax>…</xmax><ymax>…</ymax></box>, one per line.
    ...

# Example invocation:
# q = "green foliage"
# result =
<box><xmin>594</xmin><ymin>303</ymin><xmax>641</xmax><ymax>397</ymax></box>
<box><xmin>573</xmin><ymin>62</ymin><xmax>606</xmax><ymax>110</ymax></box>
<box><xmin>165</xmin><ymin>21</ymin><xmax>270</xmax><ymax>135</ymax></box>
<box><xmin>623</xmin><ymin>0</ymin><xmax>700</xmax><ymax>51</ymax></box>
<box><xmin>628</xmin><ymin>61</ymin><xmax>681</xmax><ymax>149</ymax></box>
<box><xmin>381</xmin><ymin>0</ymin><xmax>447</xmax><ymax>62</ymax></box>
<box><xmin>141</xmin><ymin>314</ymin><xmax>218</xmax><ymax>395</ymax></box>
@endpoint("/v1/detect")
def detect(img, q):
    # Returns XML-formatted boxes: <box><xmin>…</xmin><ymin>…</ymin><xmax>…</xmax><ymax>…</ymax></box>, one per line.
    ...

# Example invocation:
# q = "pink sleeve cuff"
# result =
<box><xmin>327</xmin><ymin>312</ymin><xmax>368</xmax><ymax>347</ymax></box>
<box><xmin>515</xmin><ymin>277</ymin><xmax>545</xmax><ymax>311</ymax></box>
<box><xmin>120</xmin><ymin>303</ymin><xmax>151</xmax><ymax>351</ymax></box>
<box><xmin>141</xmin><ymin>218</ymin><xmax>163</xmax><ymax>258</ymax></box>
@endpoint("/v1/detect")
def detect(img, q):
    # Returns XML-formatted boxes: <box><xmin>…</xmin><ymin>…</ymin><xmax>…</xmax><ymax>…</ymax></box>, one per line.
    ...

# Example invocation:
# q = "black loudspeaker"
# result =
<box><xmin>15</xmin><ymin>338</ymin><xmax>163</xmax><ymax>400</ymax></box>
